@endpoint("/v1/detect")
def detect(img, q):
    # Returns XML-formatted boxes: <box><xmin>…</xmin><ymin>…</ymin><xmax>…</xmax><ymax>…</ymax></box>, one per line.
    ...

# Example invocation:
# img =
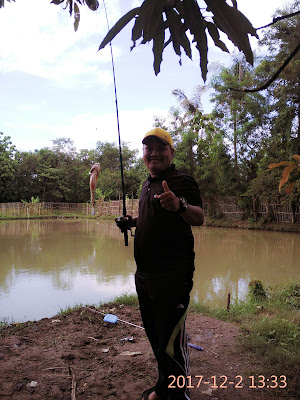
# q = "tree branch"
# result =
<box><xmin>230</xmin><ymin>42</ymin><xmax>300</xmax><ymax>93</ymax></box>
<box><xmin>256</xmin><ymin>11</ymin><xmax>300</xmax><ymax>30</ymax></box>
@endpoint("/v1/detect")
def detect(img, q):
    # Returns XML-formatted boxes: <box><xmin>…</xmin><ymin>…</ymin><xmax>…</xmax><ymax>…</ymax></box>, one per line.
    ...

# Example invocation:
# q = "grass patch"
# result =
<box><xmin>57</xmin><ymin>294</ymin><xmax>139</xmax><ymax>318</ymax></box>
<box><xmin>0</xmin><ymin>214</ymin><xmax>96</xmax><ymax>220</ymax></box>
<box><xmin>110</xmin><ymin>293</ymin><xmax>139</xmax><ymax>307</ymax></box>
<box><xmin>190</xmin><ymin>278</ymin><xmax>300</xmax><ymax>397</ymax></box>
<box><xmin>0</xmin><ymin>317</ymin><xmax>14</xmax><ymax>330</ymax></box>
<box><xmin>189</xmin><ymin>299</ymin><xmax>259</xmax><ymax>323</ymax></box>
<box><xmin>239</xmin><ymin>315</ymin><xmax>300</xmax><ymax>396</ymax></box>
<box><xmin>58</xmin><ymin>303</ymin><xmax>84</xmax><ymax>317</ymax></box>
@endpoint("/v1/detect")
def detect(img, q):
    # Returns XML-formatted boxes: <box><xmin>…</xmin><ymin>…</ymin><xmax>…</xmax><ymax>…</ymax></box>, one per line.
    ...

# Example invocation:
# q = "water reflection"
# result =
<box><xmin>0</xmin><ymin>220</ymin><xmax>299</xmax><ymax>321</ymax></box>
<box><xmin>0</xmin><ymin>220</ymin><xmax>136</xmax><ymax>321</ymax></box>
<box><xmin>192</xmin><ymin>227</ymin><xmax>300</xmax><ymax>307</ymax></box>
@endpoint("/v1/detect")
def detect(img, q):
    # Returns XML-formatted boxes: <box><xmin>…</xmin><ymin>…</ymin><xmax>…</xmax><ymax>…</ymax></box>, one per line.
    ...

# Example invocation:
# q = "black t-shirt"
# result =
<box><xmin>134</xmin><ymin>165</ymin><xmax>202</xmax><ymax>273</ymax></box>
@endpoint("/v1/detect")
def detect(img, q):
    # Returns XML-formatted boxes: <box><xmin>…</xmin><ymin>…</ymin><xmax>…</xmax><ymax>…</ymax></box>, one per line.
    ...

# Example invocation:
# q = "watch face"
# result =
<box><xmin>179</xmin><ymin>197</ymin><xmax>188</xmax><ymax>212</ymax></box>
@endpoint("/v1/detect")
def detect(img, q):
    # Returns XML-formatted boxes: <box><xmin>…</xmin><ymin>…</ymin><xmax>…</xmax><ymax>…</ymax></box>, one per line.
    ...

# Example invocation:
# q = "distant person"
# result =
<box><xmin>116</xmin><ymin>128</ymin><xmax>204</xmax><ymax>400</ymax></box>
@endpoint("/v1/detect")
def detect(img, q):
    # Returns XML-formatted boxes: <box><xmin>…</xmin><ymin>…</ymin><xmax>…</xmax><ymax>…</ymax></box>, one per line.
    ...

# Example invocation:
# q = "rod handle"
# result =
<box><xmin>124</xmin><ymin>228</ymin><xmax>128</xmax><ymax>247</ymax></box>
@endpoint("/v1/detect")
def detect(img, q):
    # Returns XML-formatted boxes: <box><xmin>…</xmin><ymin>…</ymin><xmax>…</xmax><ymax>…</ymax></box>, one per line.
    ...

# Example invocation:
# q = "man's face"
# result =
<box><xmin>143</xmin><ymin>137</ymin><xmax>174</xmax><ymax>177</ymax></box>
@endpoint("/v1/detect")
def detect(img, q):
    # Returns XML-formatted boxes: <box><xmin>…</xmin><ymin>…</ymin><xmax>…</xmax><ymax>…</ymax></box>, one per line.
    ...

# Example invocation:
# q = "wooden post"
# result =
<box><xmin>227</xmin><ymin>293</ymin><xmax>231</xmax><ymax>311</ymax></box>
<box><xmin>291</xmin><ymin>201</ymin><xmax>296</xmax><ymax>224</ymax></box>
<box><xmin>252</xmin><ymin>196</ymin><xmax>257</xmax><ymax>220</ymax></box>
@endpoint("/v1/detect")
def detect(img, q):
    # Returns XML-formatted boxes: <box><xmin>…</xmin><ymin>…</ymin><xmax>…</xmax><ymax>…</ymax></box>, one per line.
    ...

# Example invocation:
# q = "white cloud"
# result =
<box><xmin>0</xmin><ymin>0</ymin><xmax>123</xmax><ymax>86</ymax></box>
<box><xmin>15</xmin><ymin>108</ymin><xmax>163</xmax><ymax>154</ymax></box>
<box><xmin>49</xmin><ymin>108</ymin><xmax>164</xmax><ymax>153</ymax></box>
<box><xmin>1</xmin><ymin>0</ymin><xmax>288</xmax><ymax>156</ymax></box>
<box><xmin>17</xmin><ymin>103</ymin><xmax>42</xmax><ymax>112</ymax></box>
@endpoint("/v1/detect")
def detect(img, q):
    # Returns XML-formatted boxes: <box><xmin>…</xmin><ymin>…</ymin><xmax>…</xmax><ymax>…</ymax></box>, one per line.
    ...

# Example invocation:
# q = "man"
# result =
<box><xmin>117</xmin><ymin>128</ymin><xmax>204</xmax><ymax>400</ymax></box>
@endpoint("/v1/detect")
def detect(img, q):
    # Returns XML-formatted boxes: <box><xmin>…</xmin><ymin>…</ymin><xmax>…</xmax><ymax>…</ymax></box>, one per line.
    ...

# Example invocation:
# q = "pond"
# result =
<box><xmin>0</xmin><ymin>219</ymin><xmax>299</xmax><ymax>322</ymax></box>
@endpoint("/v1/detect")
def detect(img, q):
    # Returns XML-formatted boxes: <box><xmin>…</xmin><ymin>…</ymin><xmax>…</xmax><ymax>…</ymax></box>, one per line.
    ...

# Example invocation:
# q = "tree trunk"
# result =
<box><xmin>297</xmin><ymin>102</ymin><xmax>300</xmax><ymax>154</ymax></box>
<box><xmin>233</xmin><ymin>110</ymin><xmax>238</xmax><ymax>172</ymax></box>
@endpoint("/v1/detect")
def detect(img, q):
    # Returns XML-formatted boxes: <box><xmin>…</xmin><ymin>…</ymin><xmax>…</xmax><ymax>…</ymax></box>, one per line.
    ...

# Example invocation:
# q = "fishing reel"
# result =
<box><xmin>115</xmin><ymin>216</ymin><xmax>135</xmax><ymax>236</ymax></box>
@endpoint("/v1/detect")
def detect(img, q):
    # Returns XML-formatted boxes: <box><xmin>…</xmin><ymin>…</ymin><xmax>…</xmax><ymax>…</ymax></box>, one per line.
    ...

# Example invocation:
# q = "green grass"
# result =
<box><xmin>58</xmin><ymin>303</ymin><xmax>85</xmax><ymax>316</ymax></box>
<box><xmin>189</xmin><ymin>279</ymin><xmax>300</xmax><ymax>397</ymax></box>
<box><xmin>0</xmin><ymin>213</ymin><xmax>96</xmax><ymax>220</ymax></box>
<box><xmin>110</xmin><ymin>293</ymin><xmax>139</xmax><ymax>307</ymax></box>
<box><xmin>56</xmin><ymin>294</ymin><xmax>139</xmax><ymax>318</ymax></box>
<box><xmin>239</xmin><ymin>315</ymin><xmax>300</xmax><ymax>397</ymax></box>
<box><xmin>0</xmin><ymin>317</ymin><xmax>14</xmax><ymax>330</ymax></box>
<box><xmin>189</xmin><ymin>299</ymin><xmax>259</xmax><ymax>323</ymax></box>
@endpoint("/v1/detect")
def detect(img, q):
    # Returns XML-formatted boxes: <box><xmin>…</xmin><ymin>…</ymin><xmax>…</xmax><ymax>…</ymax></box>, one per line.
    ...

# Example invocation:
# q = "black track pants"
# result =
<box><xmin>135</xmin><ymin>270</ymin><xmax>193</xmax><ymax>400</ymax></box>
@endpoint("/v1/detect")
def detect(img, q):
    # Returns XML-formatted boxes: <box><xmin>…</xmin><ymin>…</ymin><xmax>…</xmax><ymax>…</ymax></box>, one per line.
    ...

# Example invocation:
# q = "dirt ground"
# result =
<box><xmin>0</xmin><ymin>304</ymin><xmax>293</xmax><ymax>400</ymax></box>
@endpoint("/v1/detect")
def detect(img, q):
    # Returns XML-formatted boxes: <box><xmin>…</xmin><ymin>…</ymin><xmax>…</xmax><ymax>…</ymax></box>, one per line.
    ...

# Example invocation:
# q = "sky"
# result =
<box><xmin>0</xmin><ymin>0</ymin><xmax>289</xmax><ymax>155</ymax></box>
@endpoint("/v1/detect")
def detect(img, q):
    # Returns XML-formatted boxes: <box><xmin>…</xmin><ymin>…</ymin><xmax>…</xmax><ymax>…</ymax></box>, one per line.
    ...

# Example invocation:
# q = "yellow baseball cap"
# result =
<box><xmin>142</xmin><ymin>127</ymin><xmax>173</xmax><ymax>149</ymax></box>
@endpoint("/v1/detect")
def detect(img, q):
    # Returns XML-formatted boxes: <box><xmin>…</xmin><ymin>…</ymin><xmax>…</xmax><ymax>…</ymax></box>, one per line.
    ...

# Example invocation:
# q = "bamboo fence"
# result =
<box><xmin>0</xmin><ymin>198</ymin><xmax>300</xmax><ymax>223</ymax></box>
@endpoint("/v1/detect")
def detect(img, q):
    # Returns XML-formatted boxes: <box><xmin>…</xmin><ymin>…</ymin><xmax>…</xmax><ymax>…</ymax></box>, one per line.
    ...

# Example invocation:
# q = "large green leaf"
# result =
<box><xmin>166</xmin><ymin>10</ymin><xmax>182</xmax><ymax>56</ymax></box>
<box><xmin>50</xmin><ymin>0</ymin><xmax>65</xmax><ymax>5</ymax></box>
<box><xmin>85</xmin><ymin>0</ymin><xmax>99</xmax><ymax>11</ymax></box>
<box><xmin>183</xmin><ymin>0</ymin><xmax>208</xmax><ymax>81</ymax></box>
<box><xmin>153</xmin><ymin>17</ymin><xmax>165</xmax><ymax>75</ymax></box>
<box><xmin>206</xmin><ymin>21</ymin><xmax>229</xmax><ymax>53</ymax></box>
<box><xmin>143</xmin><ymin>0</ymin><xmax>165</xmax><ymax>43</ymax></box>
<box><xmin>179</xmin><ymin>23</ymin><xmax>192</xmax><ymax>60</ymax></box>
<box><xmin>131</xmin><ymin>0</ymin><xmax>163</xmax><ymax>47</ymax></box>
<box><xmin>74</xmin><ymin>2</ymin><xmax>80</xmax><ymax>32</ymax></box>
<box><xmin>96</xmin><ymin>0</ymin><xmax>258</xmax><ymax>77</ymax></box>
<box><xmin>98</xmin><ymin>7</ymin><xmax>140</xmax><ymax>50</ymax></box>
<box><xmin>204</xmin><ymin>0</ymin><xmax>258</xmax><ymax>65</ymax></box>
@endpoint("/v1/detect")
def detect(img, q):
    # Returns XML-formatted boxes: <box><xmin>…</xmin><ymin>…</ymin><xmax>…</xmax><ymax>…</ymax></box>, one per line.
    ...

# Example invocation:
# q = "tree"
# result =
<box><xmin>94</xmin><ymin>141</ymin><xmax>137</xmax><ymax>171</ymax></box>
<box><xmin>210</xmin><ymin>58</ymin><xmax>270</xmax><ymax>184</ymax></box>
<box><xmin>93</xmin><ymin>141</ymin><xmax>142</xmax><ymax>199</ymax></box>
<box><xmin>154</xmin><ymin>86</ymin><xmax>239</xmax><ymax>205</ymax></box>
<box><xmin>35</xmin><ymin>148</ymin><xmax>63</xmax><ymax>202</ymax></box>
<box><xmin>51</xmin><ymin>137</ymin><xmax>77</xmax><ymax>161</ymax></box>
<box><xmin>14</xmin><ymin>150</ymin><xmax>40</xmax><ymax>202</ymax></box>
<box><xmin>0</xmin><ymin>132</ymin><xmax>16</xmax><ymax>202</ymax></box>
<box><xmin>170</xmin><ymin>86</ymin><xmax>206</xmax><ymax>177</ymax></box>
<box><xmin>258</xmin><ymin>1</ymin><xmax>300</xmax><ymax>153</ymax></box>
<box><xmin>250</xmin><ymin>2</ymin><xmax>300</xmax><ymax>196</ymax></box>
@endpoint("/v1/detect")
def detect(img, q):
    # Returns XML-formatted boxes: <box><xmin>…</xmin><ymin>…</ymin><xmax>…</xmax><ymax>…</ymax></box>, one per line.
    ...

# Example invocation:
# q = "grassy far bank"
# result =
<box><xmin>1</xmin><ymin>279</ymin><xmax>299</xmax><ymax>397</ymax></box>
<box><xmin>1</xmin><ymin>213</ymin><xmax>300</xmax><ymax>233</ymax></box>
<box><xmin>204</xmin><ymin>217</ymin><xmax>300</xmax><ymax>232</ymax></box>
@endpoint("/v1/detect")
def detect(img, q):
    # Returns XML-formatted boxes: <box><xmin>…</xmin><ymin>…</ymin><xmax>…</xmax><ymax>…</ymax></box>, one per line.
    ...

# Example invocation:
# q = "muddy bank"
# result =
<box><xmin>0</xmin><ymin>304</ymin><xmax>292</xmax><ymax>400</ymax></box>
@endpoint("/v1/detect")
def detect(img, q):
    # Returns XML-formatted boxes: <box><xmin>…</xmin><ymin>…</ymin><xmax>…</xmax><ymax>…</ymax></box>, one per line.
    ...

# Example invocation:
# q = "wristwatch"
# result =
<box><xmin>177</xmin><ymin>197</ymin><xmax>188</xmax><ymax>213</ymax></box>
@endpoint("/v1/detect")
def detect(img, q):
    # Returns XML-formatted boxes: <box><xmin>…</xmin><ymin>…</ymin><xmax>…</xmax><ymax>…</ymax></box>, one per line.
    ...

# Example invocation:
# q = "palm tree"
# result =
<box><xmin>172</xmin><ymin>85</ymin><xmax>206</xmax><ymax>115</ymax></box>
<box><xmin>171</xmin><ymin>86</ymin><xmax>208</xmax><ymax>176</ymax></box>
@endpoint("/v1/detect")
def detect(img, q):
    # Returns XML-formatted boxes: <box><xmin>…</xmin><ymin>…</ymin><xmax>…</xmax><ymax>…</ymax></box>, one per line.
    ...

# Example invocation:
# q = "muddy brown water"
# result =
<box><xmin>0</xmin><ymin>219</ymin><xmax>299</xmax><ymax>322</ymax></box>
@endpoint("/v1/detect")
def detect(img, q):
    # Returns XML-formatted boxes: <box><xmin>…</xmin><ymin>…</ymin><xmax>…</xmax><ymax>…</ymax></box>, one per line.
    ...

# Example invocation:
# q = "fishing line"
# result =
<box><xmin>102</xmin><ymin>0</ymin><xmax>128</xmax><ymax>246</ymax></box>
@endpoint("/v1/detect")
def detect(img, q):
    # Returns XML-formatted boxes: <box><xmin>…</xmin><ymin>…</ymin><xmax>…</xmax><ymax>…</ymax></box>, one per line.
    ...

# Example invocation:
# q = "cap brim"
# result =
<box><xmin>142</xmin><ymin>135</ymin><xmax>169</xmax><ymax>146</ymax></box>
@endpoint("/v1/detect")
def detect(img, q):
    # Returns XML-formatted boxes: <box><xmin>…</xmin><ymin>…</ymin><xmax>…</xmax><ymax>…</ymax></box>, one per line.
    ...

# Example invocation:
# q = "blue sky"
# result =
<box><xmin>0</xmin><ymin>0</ymin><xmax>287</xmax><ymax>154</ymax></box>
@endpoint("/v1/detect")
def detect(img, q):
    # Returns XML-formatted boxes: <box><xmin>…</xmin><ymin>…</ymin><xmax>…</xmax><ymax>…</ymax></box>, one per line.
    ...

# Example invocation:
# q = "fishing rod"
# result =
<box><xmin>102</xmin><ymin>0</ymin><xmax>129</xmax><ymax>246</ymax></box>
